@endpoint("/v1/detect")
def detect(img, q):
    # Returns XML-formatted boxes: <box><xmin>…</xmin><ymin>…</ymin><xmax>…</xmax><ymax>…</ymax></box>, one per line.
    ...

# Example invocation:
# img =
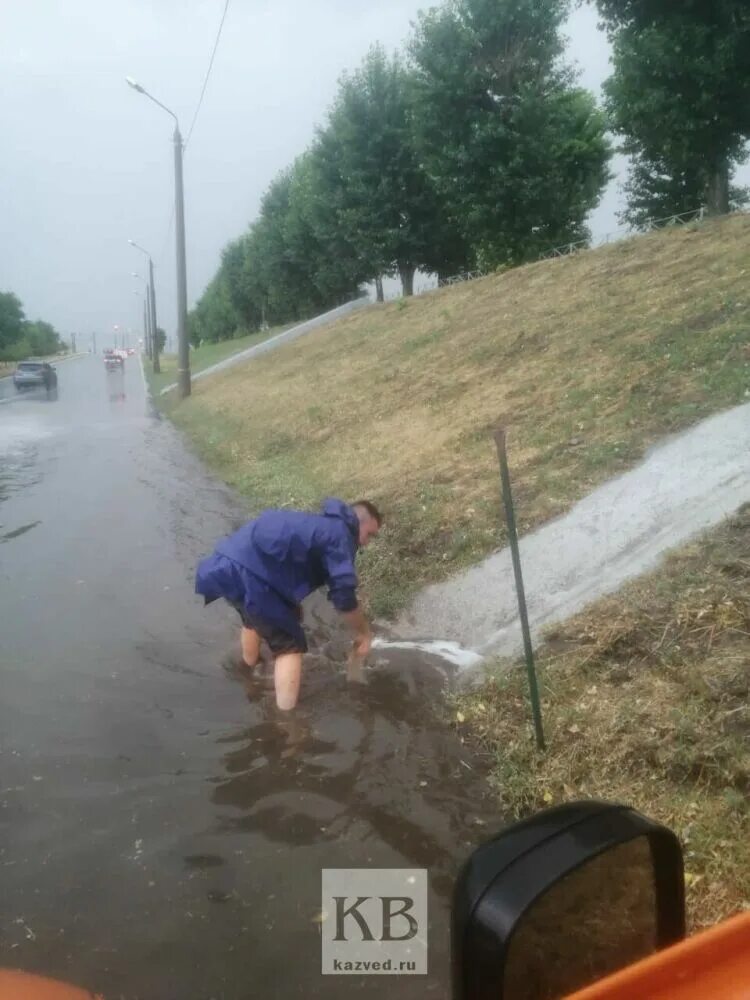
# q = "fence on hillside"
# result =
<box><xmin>438</xmin><ymin>269</ymin><xmax>488</xmax><ymax>287</ymax></box>
<box><xmin>538</xmin><ymin>206</ymin><xmax>708</xmax><ymax>261</ymax></box>
<box><xmin>376</xmin><ymin>203</ymin><xmax>733</xmax><ymax>302</ymax></box>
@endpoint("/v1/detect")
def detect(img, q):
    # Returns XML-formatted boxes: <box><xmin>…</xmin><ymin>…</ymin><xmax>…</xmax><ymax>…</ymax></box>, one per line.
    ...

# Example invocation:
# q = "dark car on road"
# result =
<box><xmin>13</xmin><ymin>359</ymin><xmax>58</xmax><ymax>391</ymax></box>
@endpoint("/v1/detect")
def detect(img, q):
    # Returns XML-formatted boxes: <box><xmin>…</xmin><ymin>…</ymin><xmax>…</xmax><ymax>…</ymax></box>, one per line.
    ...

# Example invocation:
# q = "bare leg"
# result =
<box><xmin>274</xmin><ymin>652</ymin><xmax>303</xmax><ymax>711</ymax></box>
<box><xmin>346</xmin><ymin>650</ymin><xmax>368</xmax><ymax>685</ymax></box>
<box><xmin>241</xmin><ymin>627</ymin><xmax>261</xmax><ymax>668</ymax></box>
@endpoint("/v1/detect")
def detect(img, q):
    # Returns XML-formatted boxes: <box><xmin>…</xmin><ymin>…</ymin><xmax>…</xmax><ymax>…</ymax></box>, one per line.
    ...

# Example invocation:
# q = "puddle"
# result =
<box><xmin>0</xmin><ymin>415</ymin><xmax>56</xmax><ymax>453</ymax></box>
<box><xmin>0</xmin><ymin>520</ymin><xmax>42</xmax><ymax>543</ymax></box>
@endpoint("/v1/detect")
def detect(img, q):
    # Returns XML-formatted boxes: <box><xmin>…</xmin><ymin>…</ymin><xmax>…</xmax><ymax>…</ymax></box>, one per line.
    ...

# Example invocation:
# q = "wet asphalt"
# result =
<box><xmin>0</xmin><ymin>356</ymin><xmax>497</xmax><ymax>1000</ymax></box>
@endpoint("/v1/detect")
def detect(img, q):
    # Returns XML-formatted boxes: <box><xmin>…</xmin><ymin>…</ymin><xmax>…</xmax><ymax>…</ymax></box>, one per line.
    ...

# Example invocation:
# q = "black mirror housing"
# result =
<box><xmin>452</xmin><ymin>801</ymin><xmax>685</xmax><ymax>1000</ymax></box>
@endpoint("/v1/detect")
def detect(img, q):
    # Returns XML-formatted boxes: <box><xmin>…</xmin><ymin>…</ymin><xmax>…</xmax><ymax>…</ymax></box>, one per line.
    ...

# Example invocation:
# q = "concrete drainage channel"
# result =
<box><xmin>158</xmin><ymin>298</ymin><xmax>369</xmax><ymax>395</ymax></box>
<box><xmin>395</xmin><ymin>400</ymin><xmax>750</xmax><ymax>667</ymax></box>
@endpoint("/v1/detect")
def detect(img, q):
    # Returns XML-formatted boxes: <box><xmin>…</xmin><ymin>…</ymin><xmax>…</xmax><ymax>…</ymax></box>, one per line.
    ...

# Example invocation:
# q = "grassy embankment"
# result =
<box><xmin>0</xmin><ymin>349</ymin><xmax>79</xmax><ymax>377</ymax></box>
<box><xmin>162</xmin><ymin>213</ymin><xmax>749</xmax><ymax>618</ymax></box>
<box><xmin>145</xmin><ymin>325</ymin><xmax>289</xmax><ymax>395</ymax></box>
<box><xmin>455</xmin><ymin>508</ymin><xmax>749</xmax><ymax>930</ymax></box>
<box><xmin>160</xmin><ymin>214</ymin><xmax>750</xmax><ymax>932</ymax></box>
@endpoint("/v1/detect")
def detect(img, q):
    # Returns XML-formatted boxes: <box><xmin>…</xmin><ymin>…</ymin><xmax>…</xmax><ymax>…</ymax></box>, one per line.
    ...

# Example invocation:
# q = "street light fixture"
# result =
<box><xmin>129</xmin><ymin>248</ymin><xmax>160</xmax><ymax>372</ymax></box>
<box><xmin>132</xmin><ymin>282</ymin><xmax>152</xmax><ymax>359</ymax></box>
<box><xmin>126</xmin><ymin>77</ymin><xmax>190</xmax><ymax>397</ymax></box>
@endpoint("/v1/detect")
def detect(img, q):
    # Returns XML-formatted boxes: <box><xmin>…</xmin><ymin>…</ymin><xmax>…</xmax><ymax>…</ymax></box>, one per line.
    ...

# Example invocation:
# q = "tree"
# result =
<box><xmin>190</xmin><ymin>159</ymin><xmax>356</xmax><ymax>345</ymax></box>
<box><xmin>284</xmin><ymin>152</ymin><xmax>366</xmax><ymax>306</ymax></box>
<box><xmin>409</xmin><ymin>0</ymin><xmax>611</xmax><ymax>267</ymax></box>
<box><xmin>305</xmin><ymin>139</ymin><xmax>378</xmax><ymax>297</ymax></box>
<box><xmin>188</xmin><ymin>273</ymin><xmax>239</xmax><ymax>345</ymax></box>
<box><xmin>600</xmin><ymin>0</ymin><xmax>750</xmax><ymax>218</ymax></box>
<box><xmin>321</xmin><ymin>45</ymin><xmax>465</xmax><ymax>295</ymax></box>
<box><xmin>25</xmin><ymin>320</ymin><xmax>63</xmax><ymax>356</ymax></box>
<box><xmin>155</xmin><ymin>327</ymin><xmax>167</xmax><ymax>353</ymax></box>
<box><xmin>244</xmin><ymin>178</ymin><xmax>301</xmax><ymax>324</ymax></box>
<box><xmin>0</xmin><ymin>291</ymin><xmax>25</xmax><ymax>352</ymax></box>
<box><xmin>619</xmin><ymin>150</ymin><xmax>748</xmax><ymax>230</ymax></box>
<box><xmin>221</xmin><ymin>235</ymin><xmax>264</xmax><ymax>333</ymax></box>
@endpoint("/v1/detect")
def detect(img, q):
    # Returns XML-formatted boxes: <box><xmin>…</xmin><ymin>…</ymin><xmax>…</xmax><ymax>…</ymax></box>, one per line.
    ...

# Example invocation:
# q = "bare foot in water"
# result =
<box><xmin>346</xmin><ymin>652</ymin><xmax>369</xmax><ymax>686</ymax></box>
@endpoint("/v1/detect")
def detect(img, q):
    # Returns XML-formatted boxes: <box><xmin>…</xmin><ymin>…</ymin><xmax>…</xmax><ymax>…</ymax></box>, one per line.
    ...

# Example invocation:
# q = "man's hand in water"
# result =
<box><xmin>352</xmin><ymin>630</ymin><xmax>372</xmax><ymax>658</ymax></box>
<box><xmin>343</xmin><ymin>607</ymin><xmax>372</xmax><ymax>657</ymax></box>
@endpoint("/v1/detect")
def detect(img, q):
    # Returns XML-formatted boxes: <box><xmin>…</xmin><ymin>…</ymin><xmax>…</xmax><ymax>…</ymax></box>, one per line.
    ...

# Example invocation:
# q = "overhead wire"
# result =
<box><xmin>184</xmin><ymin>0</ymin><xmax>231</xmax><ymax>150</ymax></box>
<box><xmin>154</xmin><ymin>0</ymin><xmax>231</xmax><ymax>273</ymax></box>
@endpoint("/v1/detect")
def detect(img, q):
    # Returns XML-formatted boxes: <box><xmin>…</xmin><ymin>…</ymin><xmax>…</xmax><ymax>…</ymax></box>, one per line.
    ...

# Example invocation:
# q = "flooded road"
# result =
<box><xmin>0</xmin><ymin>357</ymin><xmax>497</xmax><ymax>999</ymax></box>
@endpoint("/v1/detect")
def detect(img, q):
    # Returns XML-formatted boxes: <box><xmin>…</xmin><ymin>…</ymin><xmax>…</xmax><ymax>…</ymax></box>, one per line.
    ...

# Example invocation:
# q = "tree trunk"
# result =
<box><xmin>375</xmin><ymin>276</ymin><xmax>384</xmax><ymax>303</ymax></box>
<box><xmin>399</xmin><ymin>264</ymin><xmax>415</xmax><ymax>297</ymax></box>
<box><xmin>705</xmin><ymin>160</ymin><xmax>730</xmax><ymax>216</ymax></box>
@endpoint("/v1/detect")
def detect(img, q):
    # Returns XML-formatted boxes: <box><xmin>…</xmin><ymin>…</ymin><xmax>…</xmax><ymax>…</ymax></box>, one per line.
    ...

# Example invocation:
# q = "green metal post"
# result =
<box><xmin>494</xmin><ymin>428</ymin><xmax>546</xmax><ymax>751</ymax></box>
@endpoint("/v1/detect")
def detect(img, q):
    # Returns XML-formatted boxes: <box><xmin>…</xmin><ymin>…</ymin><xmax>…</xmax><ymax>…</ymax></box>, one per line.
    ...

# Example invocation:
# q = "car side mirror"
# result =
<box><xmin>452</xmin><ymin>801</ymin><xmax>685</xmax><ymax>1000</ymax></box>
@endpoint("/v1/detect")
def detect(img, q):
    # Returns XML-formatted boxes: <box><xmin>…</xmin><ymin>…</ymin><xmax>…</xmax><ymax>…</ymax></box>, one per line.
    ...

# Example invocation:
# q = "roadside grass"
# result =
<box><xmin>166</xmin><ymin>214</ymin><xmax>750</xmax><ymax>617</ymax></box>
<box><xmin>145</xmin><ymin>325</ymin><xmax>289</xmax><ymax>396</ymax></box>
<box><xmin>0</xmin><ymin>350</ymin><xmax>79</xmax><ymax>377</ymax></box>
<box><xmin>454</xmin><ymin>506</ymin><xmax>750</xmax><ymax>931</ymax></box>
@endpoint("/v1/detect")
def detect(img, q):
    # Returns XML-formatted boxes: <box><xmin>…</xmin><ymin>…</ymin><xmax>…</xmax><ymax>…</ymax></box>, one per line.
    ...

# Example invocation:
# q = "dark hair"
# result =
<box><xmin>353</xmin><ymin>499</ymin><xmax>383</xmax><ymax>526</ymax></box>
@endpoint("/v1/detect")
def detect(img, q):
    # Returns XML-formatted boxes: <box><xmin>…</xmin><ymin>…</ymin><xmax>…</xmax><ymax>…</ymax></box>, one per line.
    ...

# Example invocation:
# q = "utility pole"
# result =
<box><xmin>148</xmin><ymin>256</ymin><xmax>160</xmax><ymax>374</ymax></box>
<box><xmin>126</xmin><ymin>77</ymin><xmax>191</xmax><ymax>396</ymax></box>
<box><xmin>92</xmin><ymin>332</ymin><xmax>97</xmax><ymax>354</ymax></box>
<box><xmin>173</xmin><ymin>124</ymin><xmax>190</xmax><ymax>396</ymax></box>
<box><xmin>144</xmin><ymin>291</ymin><xmax>152</xmax><ymax>359</ymax></box>
<box><xmin>71</xmin><ymin>333</ymin><xmax>77</xmax><ymax>354</ymax></box>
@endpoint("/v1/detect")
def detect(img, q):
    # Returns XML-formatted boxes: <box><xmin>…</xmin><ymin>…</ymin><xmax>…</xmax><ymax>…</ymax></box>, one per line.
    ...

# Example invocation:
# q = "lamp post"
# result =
<box><xmin>129</xmin><ymin>241</ymin><xmax>160</xmax><ymax>373</ymax></box>
<box><xmin>133</xmin><ymin>288</ymin><xmax>150</xmax><ymax>358</ymax></box>
<box><xmin>132</xmin><ymin>274</ymin><xmax>153</xmax><ymax>359</ymax></box>
<box><xmin>126</xmin><ymin>77</ymin><xmax>190</xmax><ymax>396</ymax></box>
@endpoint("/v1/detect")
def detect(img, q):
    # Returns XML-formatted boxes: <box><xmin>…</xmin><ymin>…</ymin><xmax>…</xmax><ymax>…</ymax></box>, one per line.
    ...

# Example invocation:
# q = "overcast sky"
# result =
<box><xmin>0</xmin><ymin>2</ymin><xmax>745</xmax><ymax>345</ymax></box>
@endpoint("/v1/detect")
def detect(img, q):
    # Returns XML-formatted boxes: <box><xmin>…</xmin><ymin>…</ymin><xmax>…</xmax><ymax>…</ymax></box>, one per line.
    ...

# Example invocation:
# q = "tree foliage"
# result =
<box><xmin>188</xmin><ymin>272</ymin><xmax>238</xmax><ymax>346</ymax></box>
<box><xmin>319</xmin><ymin>45</ymin><xmax>465</xmax><ymax>294</ymax></box>
<box><xmin>409</xmin><ymin>0</ymin><xmax>611</xmax><ymax>267</ymax></box>
<box><xmin>600</xmin><ymin>0</ymin><xmax>750</xmax><ymax>218</ymax></box>
<box><xmin>0</xmin><ymin>292</ymin><xmax>65</xmax><ymax>361</ymax></box>
<box><xmin>0</xmin><ymin>292</ymin><xmax>26</xmax><ymax>352</ymax></box>
<box><xmin>191</xmin><ymin>0</ymin><xmax>614</xmax><ymax>338</ymax></box>
<box><xmin>189</xmin><ymin>155</ymin><xmax>366</xmax><ymax>343</ymax></box>
<box><xmin>25</xmin><ymin>320</ymin><xmax>63</xmax><ymax>356</ymax></box>
<box><xmin>620</xmin><ymin>151</ymin><xmax>748</xmax><ymax>230</ymax></box>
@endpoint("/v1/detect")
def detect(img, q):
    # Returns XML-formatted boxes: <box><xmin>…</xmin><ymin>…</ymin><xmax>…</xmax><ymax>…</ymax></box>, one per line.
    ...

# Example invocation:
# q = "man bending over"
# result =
<box><xmin>195</xmin><ymin>498</ymin><xmax>382</xmax><ymax>710</ymax></box>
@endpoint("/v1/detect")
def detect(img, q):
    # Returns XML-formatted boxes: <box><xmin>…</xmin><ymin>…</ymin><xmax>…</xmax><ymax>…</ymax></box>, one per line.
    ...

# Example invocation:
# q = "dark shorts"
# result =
<box><xmin>230</xmin><ymin>602</ymin><xmax>308</xmax><ymax>655</ymax></box>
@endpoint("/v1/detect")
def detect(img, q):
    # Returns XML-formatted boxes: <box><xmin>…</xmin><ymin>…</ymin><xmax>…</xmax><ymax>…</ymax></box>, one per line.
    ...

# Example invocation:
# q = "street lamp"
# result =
<box><xmin>129</xmin><ymin>241</ymin><xmax>160</xmax><ymax>373</ymax></box>
<box><xmin>126</xmin><ymin>76</ymin><xmax>190</xmax><ymax>397</ymax></box>
<box><xmin>133</xmin><ymin>284</ymin><xmax>152</xmax><ymax>359</ymax></box>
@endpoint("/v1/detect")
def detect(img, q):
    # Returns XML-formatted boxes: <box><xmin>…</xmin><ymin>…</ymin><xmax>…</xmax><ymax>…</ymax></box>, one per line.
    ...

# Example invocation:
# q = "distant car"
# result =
<box><xmin>13</xmin><ymin>360</ymin><xmax>57</xmax><ymax>391</ymax></box>
<box><xmin>103</xmin><ymin>348</ymin><xmax>124</xmax><ymax>367</ymax></box>
<box><xmin>127</xmin><ymin>348</ymin><xmax>135</xmax><ymax>357</ymax></box>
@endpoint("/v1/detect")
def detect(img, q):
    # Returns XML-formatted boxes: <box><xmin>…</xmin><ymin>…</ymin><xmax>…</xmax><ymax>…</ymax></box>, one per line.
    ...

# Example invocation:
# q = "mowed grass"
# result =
<box><xmin>165</xmin><ymin>214</ymin><xmax>750</xmax><ymax>617</ymax></box>
<box><xmin>146</xmin><ymin>325</ymin><xmax>290</xmax><ymax>396</ymax></box>
<box><xmin>455</xmin><ymin>506</ymin><xmax>750</xmax><ymax>931</ymax></box>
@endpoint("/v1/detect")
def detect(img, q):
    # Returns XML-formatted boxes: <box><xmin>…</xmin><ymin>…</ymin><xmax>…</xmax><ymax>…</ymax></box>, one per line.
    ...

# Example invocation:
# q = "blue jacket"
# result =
<box><xmin>195</xmin><ymin>498</ymin><xmax>360</xmax><ymax>640</ymax></box>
